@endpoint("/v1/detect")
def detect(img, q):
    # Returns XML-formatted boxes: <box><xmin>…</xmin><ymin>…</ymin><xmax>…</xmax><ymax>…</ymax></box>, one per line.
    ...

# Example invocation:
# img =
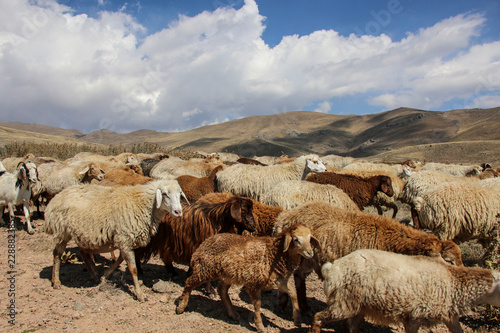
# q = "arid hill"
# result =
<box><xmin>1</xmin><ymin>107</ymin><xmax>499</xmax><ymax>164</ymax></box>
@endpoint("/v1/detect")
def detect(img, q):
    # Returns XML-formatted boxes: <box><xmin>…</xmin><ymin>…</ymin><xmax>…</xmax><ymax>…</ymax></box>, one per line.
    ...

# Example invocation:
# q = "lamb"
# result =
<box><xmin>309</xmin><ymin>249</ymin><xmax>500</xmax><ymax>333</ymax></box>
<box><xmin>216</xmin><ymin>154</ymin><xmax>326</xmax><ymax>201</ymax></box>
<box><xmin>196</xmin><ymin>192</ymin><xmax>284</xmax><ymax>236</ymax></box>
<box><xmin>36</xmin><ymin>161</ymin><xmax>105</xmax><ymax>201</ymax></box>
<box><xmin>135</xmin><ymin>193</ymin><xmax>256</xmax><ymax>276</ymax></box>
<box><xmin>261</xmin><ymin>180</ymin><xmax>360</xmax><ymax>212</ymax></box>
<box><xmin>305</xmin><ymin>172</ymin><xmax>394</xmax><ymax>212</ymax></box>
<box><xmin>324</xmin><ymin>168</ymin><xmax>406</xmax><ymax>218</ymax></box>
<box><xmin>44</xmin><ymin>180</ymin><xmax>186</xmax><ymax>302</ymax></box>
<box><xmin>175</xmin><ymin>224</ymin><xmax>320</xmax><ymax>332</ymax></box>
<box><xmin>0</xmin><ymin>161</ymin><xmax>38</xmax><ymax>234</ymax></box>
<box><xmin>273</xmin><ymin>202</ymin><xmax>464</xmax><ymax>311</ymax></box>
<box><xmin>420</xmin><ymin>162</ymin><xmax>482</xmax><ymax>177</ymax></box>
<box><xmin>150</xmin><ymin>157</ymin><xmax>224</xmax><ymax>179</ymax></box>
<box><xmin>175</xmin><ymin>165</ymin><xmax>223</xmax><ymax>202</ymax></box>
<box><xmin>414</xmin><ymin>181</ymin><xmax>500</xmax><ymax>265</ymax></box>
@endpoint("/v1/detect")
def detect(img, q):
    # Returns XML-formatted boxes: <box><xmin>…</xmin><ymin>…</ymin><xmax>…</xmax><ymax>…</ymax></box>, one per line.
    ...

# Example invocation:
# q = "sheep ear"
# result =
<box><xmin>381</xmin><ymin>181</ymin><xmax>388</xmax><ymax>193</ymax></box>
<box><xmin>230</xmin><ymin>202</ymin><xmax>242</xmax><ymax>222</ymax></box>
<box><xmin>310</xmin><ymin>236</ymin><xmax>321</xmax><ymax>251</ymax></box>
<box><xmin>79</xmin><ymin>166</ymin><xmax>90</xmax><ymax>175</ymax></box>
<box><xmin>283</xmin><ymin>234</ymin><xmax>292</xmax><ymax>252</ymax></box>
<box><xmin>156</xmin><ymin>188</ymin><xmax>163</xmax><ymax>209</ymax></box>
<box><xmin>181</xmin><ymin>191</ymin><xmax>190</xmax><ymax>205</ymax></box>
<box><xmin>100</xmin><ymin>169</ymin><xmax>106</xmax><ymax>174</ymax></box>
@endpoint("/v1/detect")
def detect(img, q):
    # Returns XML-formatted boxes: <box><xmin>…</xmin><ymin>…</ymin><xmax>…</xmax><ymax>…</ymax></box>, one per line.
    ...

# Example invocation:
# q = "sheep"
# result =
<box><xmin>236</xmin><ymin>157</ymin><xmax>267</xmax><ymax>166</ymax></box>
<box><xmin>420</xmin><ymin>162</ymin><xmax>482</xmax><ymax>177</ymax></box>
<box><xmin>216</xmin><ymin>154</ymin><xmax>326</xmax><ymax>201</ymax></box>
<box><xmin>309</xmin><ymin>249</ymin><xmax>500</xmax><ymax>333</ymax></box>
<box><xmin>325</xmin><ymin>168</ymin><xmax>407</xmax><ymax>218</ymax></box>
<box><xmin>305</xmin><ymin>172</ymin><xmax>394</xmax><ymax>212</ymax></box>
<box><xmin>36</xmin><ymin>161</ymin><xmax>105</xmax><ymax>201</ymax></box>
<box><xmin>196</xmin><ymin>192</ymin><xmax>284</xmax><ymax>236</ymax></box>
<box><xmin>44</xmin><ymin>180</ymin><xmax>186</xmax><ymax>302</ymax></box>
<box><xmin>140</xmin><ymin>158</ymin><xmax>164</xmax><ymax>177</ymax></box>
<box><xmin>150</xmin><ymin>157</ymin><xmax>224</xmax><ymax>179</ymax></box>
<box><xmin>414</xmin><ymin>181</ymin><xmax>500</xmax><ymax>266</ymax></box>
<box><xmin>273</xmin><ymin>202</ymin><xmax>464</xmax><ymax>311</ymax></box>
<box><xmin>97</xmin><ymin>164</ymin><xmax>154</xmax><ymax>186</ymax></box>
<box><xmin>135</xmin><ymin>193</ymin><xmax>256</xmax><ymax>279</ymax></box>
<box><xmin>175</xmin><ymin>165</ymin><xmax>223</xmax><ymax>202</ymax></box>
<box><xmin>261</xmin><ymin>180</ymin><xmax>360</xmax><ymax>212</ymax></box>
<box><xmin>175</xmin><ymin>224</ymin><xmax>320</xmax><ymax>332</ymax></box>
<box><xmin>0</xmin><ymin>161</ymin><xmax>38</xmax><ymax>234</ymax></box>
<box><xmin>320</xmin><ymin>154</ymin><xmax>357</xmax><ymax>169</ymax></box>
<box><xmin>254</xmin><ymin>154</ymin><xmax>291</xmax><ymax>165</ymax></box>
<box><xmin>68</xmin><ymin>152</ymin><xmax>138</xmax><ymax>165</ymax></box>
<box><xmin>136</xmin><ymin>152</ymin><xmax>169</xmax><ymax>163</ymax></box>
<box><xmin>343</xmin><ymin>161</ymin><xmax>412</xmax><ymax>179</ymax></box>
<box><xmin>211</xmin><ymin>152</ymin><xmax>240</xmax><ymax>163</ymax></box>
<box><xmin>1</xmin><ymin>154</ymin><xmax>35</xmax><ymax>172</ymax></box>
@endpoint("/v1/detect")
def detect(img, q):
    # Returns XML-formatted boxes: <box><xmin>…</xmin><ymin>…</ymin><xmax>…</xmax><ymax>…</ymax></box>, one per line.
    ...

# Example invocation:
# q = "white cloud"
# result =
<box><xmin>314</xmin><ymin>101</ymin><xmax>332</xmax><ymax>113</ymax></box>
<box><xmin>0</xmin><ymin>0</ymin><xmax>498</xmax><ymax>133</ymax></box>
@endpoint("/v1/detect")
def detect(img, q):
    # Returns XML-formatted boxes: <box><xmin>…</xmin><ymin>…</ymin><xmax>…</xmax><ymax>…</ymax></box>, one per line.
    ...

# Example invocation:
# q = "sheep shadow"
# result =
<box><xmin>173</xmin><ymin>293</ymin><xmax>286</xmax><ymax>332</ymax></box>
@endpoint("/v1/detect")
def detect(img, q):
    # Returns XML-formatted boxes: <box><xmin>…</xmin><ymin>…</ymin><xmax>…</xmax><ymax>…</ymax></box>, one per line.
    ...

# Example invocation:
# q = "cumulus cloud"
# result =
<box><xmin>0</xmin><ymin>0</ymin><xmax>498</xmax><ymax>133</ymax></box>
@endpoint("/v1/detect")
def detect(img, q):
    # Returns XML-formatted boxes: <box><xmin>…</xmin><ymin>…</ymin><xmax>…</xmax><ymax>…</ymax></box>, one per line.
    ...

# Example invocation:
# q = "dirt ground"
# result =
<box><xmin>1</xmin><ymin>204</ymin><xmax>500</xmax><ymax>333</ymax></box>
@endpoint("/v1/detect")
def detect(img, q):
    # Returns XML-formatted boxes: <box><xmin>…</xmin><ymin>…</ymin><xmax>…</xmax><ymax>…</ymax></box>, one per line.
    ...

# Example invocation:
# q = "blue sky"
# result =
<box><xmin>1</xmin><ymin>0</ymin><xmax>499</xmax><ymax>133</ymax></box>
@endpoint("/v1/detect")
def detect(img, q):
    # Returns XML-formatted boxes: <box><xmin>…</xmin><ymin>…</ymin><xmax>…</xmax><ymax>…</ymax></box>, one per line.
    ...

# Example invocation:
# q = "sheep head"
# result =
<box><xmin>283</xmin><ymin>224</ymin><xmax>319</xmax><ymax>260</ymax></box>
<box><xmin>379</xmin><ymin>176</ymin><xmax>394</xmax><ymax>197</ymax></box>
<box><xmin>439</xmin><ymin>240</ymin><xmax>463</xmax><ymax>266</ymax></box>
<box><xmin>230</xmin><ymin>196</ymin><xmax>256</xmax><ymax>234</ymax></box>
<box><xmin>79</xmin><ymin>163</ymin><xmax>105</xmax><ymax>181</ymax></box>
<box><xmin>17</xmin><ymin>161</ymin><xmax>38</xmax><ymax>184</ymax></box>
<box><xmin>155</xmin><ymin>180</ymin><xmax>184</xmax><ymax>217</ymax></box>
<box><xmin>475</xmin><ymin>270</ymin><xmax>500</xmax><ymax>307</ymax></box>
<box><xmin>305</xmin><ymin>155</ymin><xmax>327</xmax><ymax>173</ymax></box>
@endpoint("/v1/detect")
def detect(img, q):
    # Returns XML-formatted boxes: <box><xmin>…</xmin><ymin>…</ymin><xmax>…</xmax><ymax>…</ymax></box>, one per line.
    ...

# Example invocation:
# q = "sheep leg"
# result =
<box><xmin>121</xmin><ymin>249</ymin><xmax>146</xmax><ymax>302</ymax></box>
<box><xmin>410</xmin><ymin>206</ymin><xmax>420</xmax><ymax>229</ymax></box>
<box><xmin>278</xmin><ymin>278</ymin><xmax>302</xmax><ymax>327</ymax></box>
<box><xmin>310</xmin><ymin>308</ymin><xmax>349</xmax><ymax>333</ymax></box>
<box><xmin>102</xmin><ymin>253</ymin><xmax>124</xmax><ymax>280</ymax></box>
<box><xmin>52</xmin><ymin>240</ymin><xmax>69</xmax><ymax>289</ymax></box>
<box><xmin>444</xmin><ymin>317</ymin><xmax>464</xmax><ymax>333</ymax></box>
<box><xmin>80</xmin><ymin>250</ymin><xmax>99</xmax><ymax>282</ymax></box>
<box><xmin>294</xmin><ymin>271</ymin><xmax>310</xmax><ymax>312</ymax></box>
<box><xmin>176</xmin><ymin>270</ymin><xmax>208</xmax><ymax>314</ymax></box>
<box><xmin>22</xmin><ymin>202</ymin><xmax>34</xmax><ymax>234</ymax></box>
<box><xmin>346</xmin><ymin>315</ymin><xmax>364</xmax><ymax>333</ymax></box>
<box><xmin>217</xmin><ymin>281</ymin><xmax>238</xmax><ymax>320</ymax></box>
<box><xmin>7</xmin><ymin>203</ymin><xmax>16</xmax><ymax>229</ymax></box>
<box><xmin>246</xmin><ymin>288</ymin><xmax>265</xmax><ymax>333</ymax></box>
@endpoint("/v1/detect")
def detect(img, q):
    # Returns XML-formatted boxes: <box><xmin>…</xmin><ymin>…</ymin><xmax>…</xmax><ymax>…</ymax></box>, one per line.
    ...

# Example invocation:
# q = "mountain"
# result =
<box><xmin>1</xmin><ymin>107</ymin><xmax>499</xmax><ymax>164</ymax></box>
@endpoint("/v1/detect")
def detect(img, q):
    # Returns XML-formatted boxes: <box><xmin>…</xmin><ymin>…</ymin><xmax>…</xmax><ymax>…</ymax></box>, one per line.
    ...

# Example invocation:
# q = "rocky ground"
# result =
<box><xmin>1</xmin><ymin>205</ymin><xmax>500</xmax><ymax>333</ymax></box>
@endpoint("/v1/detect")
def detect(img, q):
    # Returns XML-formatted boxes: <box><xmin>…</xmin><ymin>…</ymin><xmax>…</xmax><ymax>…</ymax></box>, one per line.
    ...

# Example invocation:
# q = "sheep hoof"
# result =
<box><xmin>53</xmin><ymin>284</ymin><xmax>61</xmax><ymax>290</ymax></box>
<box><xmin>294</xmin><ymin>319</ymin><xmax>302</xmax><ymax>328</ymax></box>
<box><xmin>27</xmin><ymin>228</ymin><xmax>35</xmax><ymax>235</ymax></box>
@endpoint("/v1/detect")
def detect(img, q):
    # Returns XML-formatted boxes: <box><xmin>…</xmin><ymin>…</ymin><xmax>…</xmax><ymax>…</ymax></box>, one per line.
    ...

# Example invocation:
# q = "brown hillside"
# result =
<box><xmin>1</xmin><ymin>107</ymin><xmax>499</xmax><ymax>164</ymax></box>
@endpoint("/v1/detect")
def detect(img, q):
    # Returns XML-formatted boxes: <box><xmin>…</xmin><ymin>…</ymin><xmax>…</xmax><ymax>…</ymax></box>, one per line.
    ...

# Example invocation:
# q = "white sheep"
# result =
<box><xmin>414</xmin><ymin>181</ymin><xmax>500</xmax><ymax>254</ymax></box>
<box><xmin>150</xmin><ymin>157</ymin><xmax>223</xmax><ymax>179</ymax></box>
<box><xmin>0</xmin><ymin>161</ymin><xmax>38</xmax><ymax>234</ymax></box>
<box><xmin>36</xmin><ymin>160</ymin><xmax>105</xmax><ymax>201</ymax></box>
<box><xmin>44</xmin><ymin>180</ymin><xmax>186</xmax><ymax>302</ymax></box>
<box><xmin>216</xmin><ymin>154</ymin><xmax>326</xmax><ymax>201</ymax></box>
<box><xmin>175</xmin><ymin>224</ymin><xmax>320</xmax><ymax>332</ymax></box>
<box><xmin>343</xmin><ymin>161</ymin><xmax>412</xmax><ymax>179</ymax></box>
<box><xmin>420</xmin><ymin>162</ymin><xmax>482</xmax><ymax>177</ymax></box>
<box><xmin>260</xmin><ymin>180</ymin><xmax>360</xmax><ymax>211</ymax></box>
<box><xmin>320</xmin><ymin>154</ymin><xmax>358</xmax><ymax>169</ymax></box>
<box><xmin>310</xmin><ymin>249</ymin><xmax>500</xmax><ymax>333</ymax></box>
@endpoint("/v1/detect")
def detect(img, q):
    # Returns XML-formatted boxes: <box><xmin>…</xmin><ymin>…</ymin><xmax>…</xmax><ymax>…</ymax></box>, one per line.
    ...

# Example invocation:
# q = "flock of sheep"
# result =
<box><xmin>1</xmin><ymin>151</ymin><xmax>500</xmax><ymax>332</ymax></box>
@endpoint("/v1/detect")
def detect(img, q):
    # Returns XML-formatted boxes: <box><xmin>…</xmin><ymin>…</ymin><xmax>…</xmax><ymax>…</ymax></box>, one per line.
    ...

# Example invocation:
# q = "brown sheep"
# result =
<box><xmin>273</xmin><ymin>202</ymin><xmax>464</xmax><ymax>312</ymax></box>
<box><xmin>305</xmin><ymin>172</ymin><xmax>394</xmax><ymax>211</ymax></box>
<box><xmin>175</xmin><ymin>224</ymin><xmax>320</xmax><ymax>332</ymax></box>
<box><xmin>236</xmin><ymin>157</ymin><xmax>267</xmax><ymax>166</ymax></box>
<box><xmin>175</xmin><ymin>165</ymin><xmax>223</xmax><ymax>202</ymax></box>
<box><xmin>195</xmin><ymin>192</ymin><xmax>284</xmax><ymax>236</ymax></box>
<box><xmin>135</xmin><ymin>194</ymin><xmax>256</xmax><ymax>276</ymax></box>
<box><xmin>97</xmin><ymin>164</ymin><xmax>154</xmax><ymax>186</ymax></box>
